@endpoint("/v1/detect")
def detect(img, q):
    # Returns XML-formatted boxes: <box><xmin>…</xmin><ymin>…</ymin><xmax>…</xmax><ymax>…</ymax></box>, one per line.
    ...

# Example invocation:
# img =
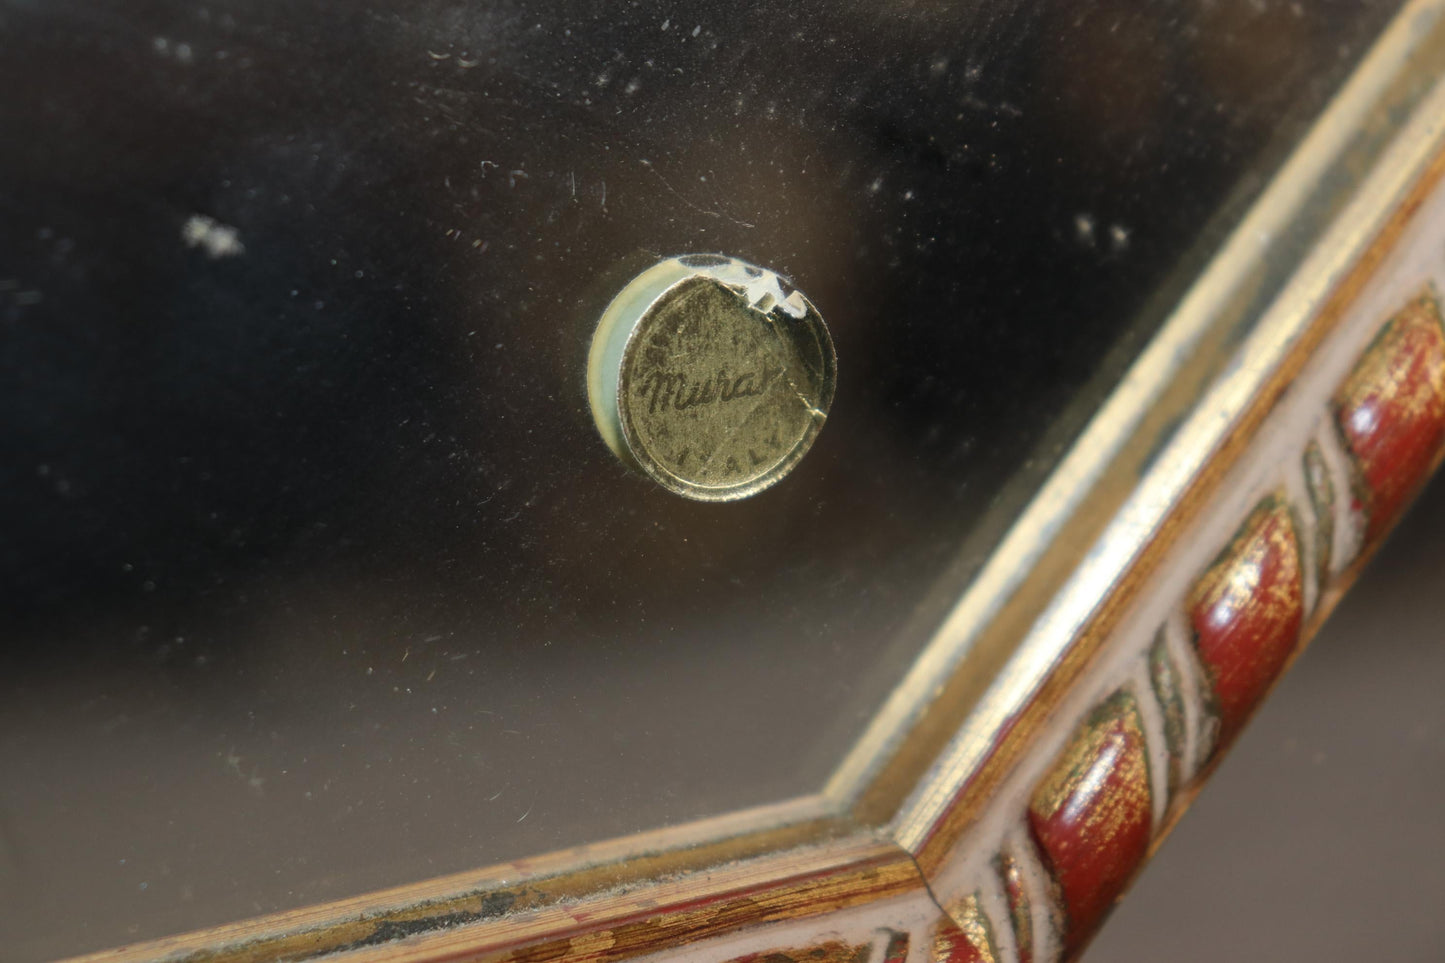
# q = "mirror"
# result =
<box><xmin>0</xmin><ymin>1</ymin><xmax>1411</xmax><ymax>958</ymax></box>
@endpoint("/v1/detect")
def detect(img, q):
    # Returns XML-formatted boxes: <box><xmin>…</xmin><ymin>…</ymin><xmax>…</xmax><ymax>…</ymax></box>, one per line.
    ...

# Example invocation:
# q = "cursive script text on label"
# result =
<box><xmin>637</xmin><ymin>366</ymin><xmax>782</xmax><ymax>415</ymax></box>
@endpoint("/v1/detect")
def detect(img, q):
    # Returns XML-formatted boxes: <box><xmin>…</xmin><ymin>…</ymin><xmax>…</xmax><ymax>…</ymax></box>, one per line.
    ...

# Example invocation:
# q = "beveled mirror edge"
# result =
<box><xmin>61</xmin><ymin>3</ymin><xmax>1445</xmax><ymax>961</ymax></box>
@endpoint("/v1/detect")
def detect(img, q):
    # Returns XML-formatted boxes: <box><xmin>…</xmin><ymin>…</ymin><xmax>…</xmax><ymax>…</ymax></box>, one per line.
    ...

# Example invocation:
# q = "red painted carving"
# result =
<box><xmin>932</xmin><ymin>899</ymin><xmax>998</xmax><ymax>963</ymax></box>
<box><xmin>1188</xmin><ymin>496</ymin><xmax>1302</xmax><ymax>745</ymax></box>
<box><xmin>1334</xmin><ymin>290</ymin><xmax>1445</xmax><ymax>540</ymax></box>
<box><xmin>997</xmin><ymin>852</ymin><xmax>1033</xmax><ymax>963</ymax></box>
<box><xmin>881</xmin><ymin>930</ymin><xmax>910</xmax><ymax>963</ymax></box>
<box><xmin>1027</xmin><ymin>691</ymin><xmax>1151</xmax><ymax>956</ymax></box>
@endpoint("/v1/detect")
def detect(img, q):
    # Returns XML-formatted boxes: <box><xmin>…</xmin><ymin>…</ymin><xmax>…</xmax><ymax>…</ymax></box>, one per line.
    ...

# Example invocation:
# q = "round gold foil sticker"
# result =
<box><xmin>588</xmin><ymin>255</ymin><xmax>836</xmax><ymax>501</ymax></box>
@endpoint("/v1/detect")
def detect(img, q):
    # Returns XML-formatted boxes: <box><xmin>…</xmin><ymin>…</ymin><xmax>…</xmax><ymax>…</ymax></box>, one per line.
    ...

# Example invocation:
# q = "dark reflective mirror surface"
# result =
<box><xmin>0</xmin><ymin>0</ymin><xmax>1402</xmax><ymax>957</ymax></box>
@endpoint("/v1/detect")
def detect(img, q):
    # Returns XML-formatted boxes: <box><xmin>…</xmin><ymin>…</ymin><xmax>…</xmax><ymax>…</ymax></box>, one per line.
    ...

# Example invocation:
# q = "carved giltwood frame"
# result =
<box><xmin>77</xmin><ymin>3</ymin><xmax>1445</xmax><ymax>961</ymax></box>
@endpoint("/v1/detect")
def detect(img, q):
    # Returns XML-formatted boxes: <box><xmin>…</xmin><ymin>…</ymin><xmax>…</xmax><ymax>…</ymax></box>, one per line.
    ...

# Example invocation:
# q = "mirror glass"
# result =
<box><xmin>0</xmin><ymin>1</ymin><xmax>1402</xmax><ymax>957</ymax></box>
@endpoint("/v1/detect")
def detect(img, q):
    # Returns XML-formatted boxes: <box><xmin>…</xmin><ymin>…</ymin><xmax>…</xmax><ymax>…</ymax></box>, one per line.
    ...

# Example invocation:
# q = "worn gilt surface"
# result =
<box><xmin>916</xmin><ymin>272</ymin><xmax>1445</xmax><ymax>958</ymax></box>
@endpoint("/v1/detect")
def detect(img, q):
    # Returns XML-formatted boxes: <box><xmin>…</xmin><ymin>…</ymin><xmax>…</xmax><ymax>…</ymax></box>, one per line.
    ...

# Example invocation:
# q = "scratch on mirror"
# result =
<box><xmin>639</xmin><ymin>159</ymin><xmax>755</xmax><ymax>229</ymax></box>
